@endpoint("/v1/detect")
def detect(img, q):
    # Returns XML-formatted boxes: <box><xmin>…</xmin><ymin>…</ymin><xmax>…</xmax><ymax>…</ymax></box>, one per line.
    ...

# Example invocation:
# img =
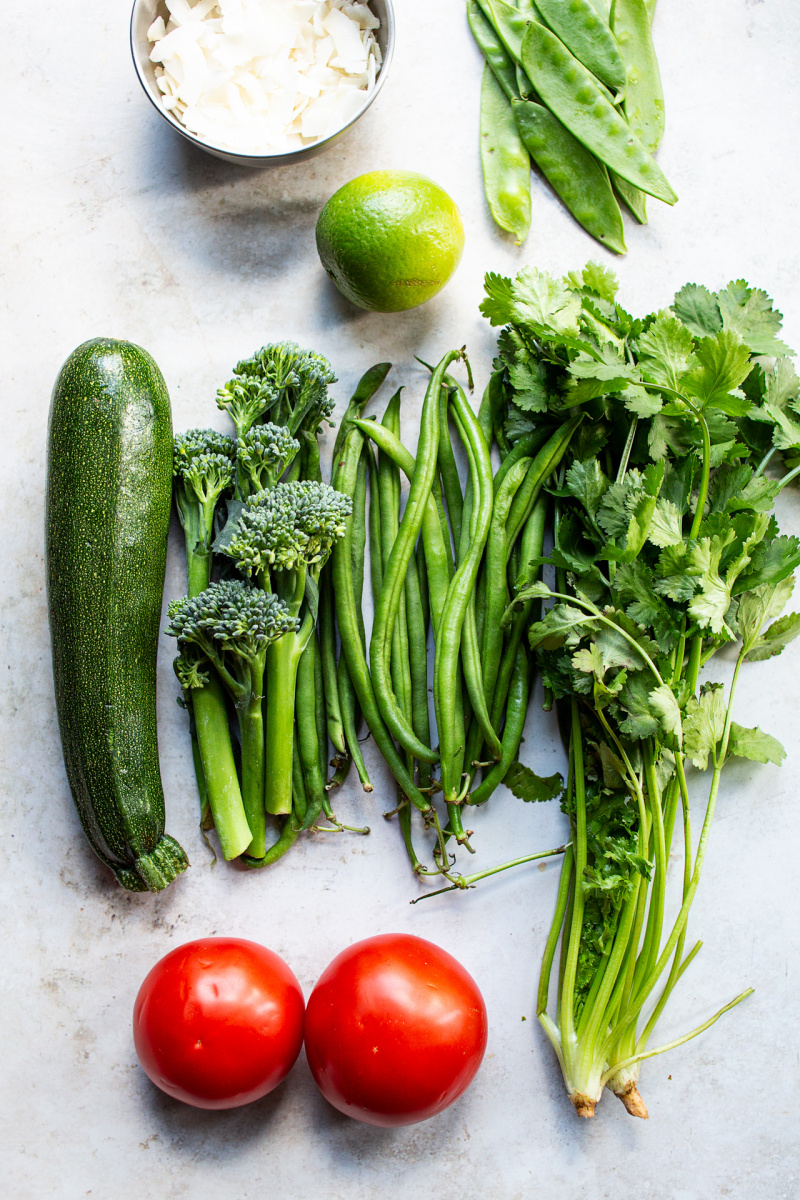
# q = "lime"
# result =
<box><xmin>315</xmin><ymin>171</ymin><xmax>465</xmax><ymax>313</ymax></box>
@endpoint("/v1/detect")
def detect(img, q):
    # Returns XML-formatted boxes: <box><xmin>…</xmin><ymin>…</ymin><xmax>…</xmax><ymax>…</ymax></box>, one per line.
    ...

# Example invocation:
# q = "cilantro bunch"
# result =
<box><xmin>482</xmin><ymin>264</ymin><xmax>800</xmax><ymax>1119</ymax></box>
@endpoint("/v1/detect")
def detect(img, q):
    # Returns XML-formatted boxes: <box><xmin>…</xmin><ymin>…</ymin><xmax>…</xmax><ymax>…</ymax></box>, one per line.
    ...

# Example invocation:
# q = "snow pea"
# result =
<box><xmin>612</xmin><ymin>0</ymin><xmax>665</xmax><ymax>154</ymax></box>
<box><xmin>468</xmin><ymin>0</ymin><xmax>519</xmax><ymax>100</ymax></box>
<box><xmin>535</xmin><ymin>0</ymin><xmax>627</xmax><ymax>98</ymax></box>
<box><xmin>520</xmin><ymin>20</ymin><xmax>676</xmax><ymax>203</ymax></box>
<box><xmin>513</xmin><ymin>99</ymin><xmax>626</xmax><ymax>254</ymax></box>
<box><xmin>613</xmin><ymin>174</ymin><xmax>649</xmax><ymax>225</ymax></box>
<box><xmin>481</xmin><ymin>65</ymin><xmax>532</xmax><ymax>244</ymax></box>
<box><xmin>476</xmin><ymin>0</ymin><xmax>538</xmax><ymax>62</ymax></box>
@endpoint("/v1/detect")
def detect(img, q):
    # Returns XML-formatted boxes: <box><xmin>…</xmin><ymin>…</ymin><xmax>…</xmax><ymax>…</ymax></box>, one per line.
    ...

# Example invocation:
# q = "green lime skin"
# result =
<box><xmin>315</xmin><ymin>170</ymin><xmax>465</xmax><ymax>313</ymax></box>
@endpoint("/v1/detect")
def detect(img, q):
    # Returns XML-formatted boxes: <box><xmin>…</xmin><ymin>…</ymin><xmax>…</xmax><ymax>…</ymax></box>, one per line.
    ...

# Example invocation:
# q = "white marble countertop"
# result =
<box><xmin>2</xmin><ymin>1</ymin><xmax>800</xmax><ymax>1196</ymax></box>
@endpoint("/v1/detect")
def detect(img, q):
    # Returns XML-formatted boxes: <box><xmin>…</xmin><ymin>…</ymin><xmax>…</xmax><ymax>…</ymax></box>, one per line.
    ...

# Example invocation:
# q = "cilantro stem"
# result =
<box><xmin>755</xmin><ymin>446</ymin><xmax>776</xmax><ymax>478</ymax></box>
<box><xmin>616</xmin><ymin>417</ymin><xmax>638</xmax><ymax>483</ymax></box>
<box><xmin>537</xmin><ymin>844</ymin><xmax>575</xmax><ymax>1014</ymax></box>
<box><xmin>600</xmin><ymin>988</ymin><xmax>754</xmax><ymax>1087</ymax></box>
<box><xmin>777</xmin><ymin>461</ymin><xmax>800</xmax><ymax>491</ymax></box>
<box><xmin>604</xmin><ymin>648</ymin><xmax>746</xmax><ymax>1055</ymax></box>
<box><xmin>560</xmin><ymin>699</ymin><xmax>587</xmax><ymax>1053</ymax></box>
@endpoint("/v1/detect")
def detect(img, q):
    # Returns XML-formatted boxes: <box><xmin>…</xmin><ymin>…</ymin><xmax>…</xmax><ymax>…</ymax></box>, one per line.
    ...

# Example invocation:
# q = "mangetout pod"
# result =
<box><xmin>46</xmin><ymin>338</ymin><xmax>188</xmax><ymax>891</ymax></box>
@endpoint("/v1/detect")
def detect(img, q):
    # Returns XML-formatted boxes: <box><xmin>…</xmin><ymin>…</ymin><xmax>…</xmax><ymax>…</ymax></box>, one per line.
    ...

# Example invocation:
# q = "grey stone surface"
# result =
<box><xmin>1</xmin><ymin>1</ymin><xmax>799</xmax><ymax>1197</ymax></box>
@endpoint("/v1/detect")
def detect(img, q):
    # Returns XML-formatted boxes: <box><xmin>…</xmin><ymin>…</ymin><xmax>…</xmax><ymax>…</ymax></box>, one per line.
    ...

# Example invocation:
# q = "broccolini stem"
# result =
<box><xmin>238</xmin><ymin>668</ymin><xmax>266</xmax><ymax>859</ymax></box>
<box><xmin>192</xmin><ymin>673</ymin><xmax>253</xmax><ymax>860</ymax></box>
<box><xmin>264</xmin><ymin>621</ymin><xmax>311</xmax><ymax>816</ymax></box>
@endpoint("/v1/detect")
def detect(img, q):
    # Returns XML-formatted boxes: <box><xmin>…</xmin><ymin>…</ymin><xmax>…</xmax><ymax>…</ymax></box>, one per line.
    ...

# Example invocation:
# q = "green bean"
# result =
<box><xmin>405</xmin><ymin>550</ymin><xmax>433</xmax><ymax>792</ymax></box>
<box><xmin>332</xmin><ymin>361</ymin><xmax>392</xmax><ymax>462</ymax></box>
<box><xmin>482</xmin><ymin>456</ymin><xmax>532</xmax><ymax>719</ymax></box>
<box><xmin>469</xmin><ymin>644</ymin><xmax>531</xmax><ymax>805</ymax></box>
<box><xmin>297</xmin><ymin>639</ymin><xmax>326</xmax><ymax>830</ymax></box>
<box><xmin>318</xmin><ymin>567</ymin><xmax>345</xmax><ymax>759</ymax></box>
<box><xmin>397</xmin><ymin>791</ymin><xmax>423</xmax><ymax>874</ymax></box>
<box><xmin>244</xmin><ymin>813</ymin><xmax>301</xmax><ymax>867</ymax></box>
<box><xmin>505</xmin><ymin>411</ymin><xmax>583</xmax><ymax>552</ymax></box>
<box><xmin>645</xmin><ymin>0</ymin><xmax>657</xmax><ymax>31</ymax></box>
<box><xmin>436</xmin><ymin>388</ymin><xmax>496</xmax><ymax>804</ymax></box>
<box><xmin>535</xmin><ymin>0</ymin><xmax>627</xmax><ymax>98</ymax></box>
<box><xmin>489</xmin><ymin>496</ymin><xmax>546</xmax><ymax>733</ymax></box>
<box><xmin>438</xmin><ymin>386</ymin><xmax>463</xmax><ymax>552</ymax></box>
<box><xmin>332</xmin><ymin>428</ymin><xmax>428</xmax><ymax>810</ymax></box>
<box><xmin>480</xmin><ymin>65</ymin><xmax>532</xmax><ymax>244</ymax></box>
<box><xmin>378</xmin><ymin>393</ymin><xmax>416</xmax><ymax>772</ymax></box>
<box><xmin>313</xmin><ymin>629</ymin><xmax>327</xmax><ymax>782</ymax></box>
<box><xmin>369</xmin><ymin>353</ymin><xmax>462</xmax><ymax>764</ymax></box>
<box><xmin>325</xmin><ymin>754</ymin><xmax>352</xmax><ymax>793</ymax></box>
<box><xmin>338</xmin><ymin>656</ymin><xmax>372</xmax><ymax>792</ymax></box>
<box><xmin>366</xmin><ymin>443</ymin><xmax>383</xmax><ymax>602</ymax></box>
<box><xmin>485</xmin><ymin>370</ymin><xmax>511</xmax><ymax>459</ymax></box>
<box><xmin>416</xmin><ymin>541</ymin><xmax>430</xmax><ymax>634</ymax></box>
<box><xmin>587</xmin><ymin>0</ymin><xmax>610</xmax><ymax>19</ymax></box>
<box><xmin>468</xmin><ymin>0</ymin><xmax>519</xmax><ymax>101</ymax></box>
<box><xmin>477</xmin><ymin>390</ymin><xmax>494</xmax><ymax>451</ymax></box>
<box><xmin>493</xmin><ymin>427</ymin><xmax>551</xmax><ymax>495</ymax></box>
<box><xmin>450</xmin><ymin>393</ymin><xmax>501</xmax><ymax>758</ymax></box>
<box><xmin>513</xmin><ymin>100</ymin><xmax>626</xmax><ymax>254</ymax></box>
<box><xmin>351</xmin><ymin>443</ymin><xmax>369</xmax><ymax>649</ymax></box>
<box><xmin>520</xmin><ymin>22</ymin><xmax>676</xmax><ymax>203</ymax></box>
<box><xmin>352</xmin><ymin>420</ymin><xmax>450</xmax><ymax>634</ymax></box>
<box><xmin>612</xmin><ymin>0</ymin><xmax>665</xmax><ymax>156</ymax></box>
<box><xmin>291</xmin><ymin>733</ymin><xmax>308</xmax><ymax>824</ymax></box>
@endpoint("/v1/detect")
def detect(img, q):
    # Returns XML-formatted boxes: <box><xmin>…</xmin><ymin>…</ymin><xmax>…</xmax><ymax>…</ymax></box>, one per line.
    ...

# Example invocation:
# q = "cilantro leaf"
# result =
<box><xmin>683</xmin><ymin>683</ymin><xmax>726</xmax><ymax>770</ymax></box>
<box><xmin>745</xmin><ymin>610</ymin><xmax>800</xmax><ymax>661</ymax></box>
<box><xmin>717</xmin><ymin>281</ymin><xmax>793</xmax><ymax>357</ymax></box>
<box><xmin>683</xmin><ymin>331</ymin><xmax>753</xmax><ymax>410</ymax></box>
<box><xmin>672</xmin><ymin>283</ymin><xmax>723</xmax><ymax>339</ymax></box>
<box><xmin>504</xmin><ymin>763</ymin><xmax>565</xmax><ymax>803</ymax></box>
<box><xmin>648</xmin><ymin>683</ymin><xmax>683</xmax><ymax>743</ymax></box>
<box><xmin>579</xmin><ymin>261</ymin><xmax>619</xmax><ymax>303</ymax></box>
<box><xmin>727</xmin><ymin>723</ymin><xmax>786</xmax><ymax>766</ymax></box>
<box><xmin>737</xmin><ymin>576</ymin><xmax>795</xmax><ymax>650</ymax></box>
<box><xmin>621</xmin><ymin>384</ymin><xmax>663</xmax><ymax>418</ymax></box>
<box><xmin>648</xmin><ymin>497</ymin><xmax>684</xmax><ymax>548</ymax></box>
<box><xmin>734</xmin><ymin>534</ymin><xmax>800</xmax><ymax>593</ymax></box>
<box><xmin>564</xmin><ymin>459</ymin><xmax>609</xmax><ymax>518</ymax></box>
<box><xmin>512</xmin><ymin>267</ymin><xmax>581</xmax><ymax>334</ymax></box>
<box><xmin>637</xmin><ymin>315</ymin><xmax>696</xmax><ymax>391</ymax></box>
<box><xmin>508</xmin><ymin>350</ymin><xmax>550</xmax><ymax>412</ymax></box>
<box><xmin>765</xmin><ymin>357</ymin><xmax>799</xmax><ymax>410</ymax></box>
<box><xmin>480</xmin><ymin>272</ymin><xmax>515</xmax><ymax>327</ymax></box>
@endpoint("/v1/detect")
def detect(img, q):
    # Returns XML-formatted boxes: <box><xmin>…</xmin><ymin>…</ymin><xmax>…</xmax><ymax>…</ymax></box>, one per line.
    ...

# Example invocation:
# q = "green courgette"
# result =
<box><xmin>46</xmin><ymin>338</ymin><xmax>189</xmax><ymax>892</ymax></box>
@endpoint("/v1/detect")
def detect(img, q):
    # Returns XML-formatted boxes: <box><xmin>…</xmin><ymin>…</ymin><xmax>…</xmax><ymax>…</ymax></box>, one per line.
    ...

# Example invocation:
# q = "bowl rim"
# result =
<box><xmin>129</xmin><ymin>0</ymin><xmax>395</xmax><ymax>164</ymax></box>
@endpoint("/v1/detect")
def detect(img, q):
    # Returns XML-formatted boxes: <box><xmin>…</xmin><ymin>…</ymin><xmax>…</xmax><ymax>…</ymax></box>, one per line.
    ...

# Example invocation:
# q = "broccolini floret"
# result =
<box><xmin>167</xmin><ymin>580</ymin><xmax>298</xmax><ymax>858</ymax></box>
<box><xmin>173</xmin><ymin>429</ymin><xmax>236</xmax><ymax>597</ymax></box>
<box><xmin>216</xmin><ymin>342</ymin><xmax>337</xmax><ymax>440</ymax></box>
<box><xmin>228</xmin><ymin>480</ymin><xmax>352</xmax><ymax>581</ymax></box>
<box><xmin>235</xmin><ymin>423</ymin><xmax>301</xmax><ymax>499</ymax></box>
<box><xmin>221</xmin><ymin>480</ymin><xmax>352</xmax><ymax>818</ymax></box>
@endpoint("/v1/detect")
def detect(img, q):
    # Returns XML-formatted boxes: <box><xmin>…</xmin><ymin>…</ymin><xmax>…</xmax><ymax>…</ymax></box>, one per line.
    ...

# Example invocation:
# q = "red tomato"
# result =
<box><xmin>304</xmin><ymin>933</ymin><xmax>488</xmax><ymax>1127</ymax></box>
<box><xmin>133</xmin><ymin>937</ymin><xmax>304</xmax><ymax>1110</ymax></box>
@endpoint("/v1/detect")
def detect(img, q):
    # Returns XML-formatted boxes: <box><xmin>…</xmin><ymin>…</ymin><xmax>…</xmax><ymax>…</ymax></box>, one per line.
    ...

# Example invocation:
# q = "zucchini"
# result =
<box><xmin>46</xmin><ymin>338</ymin><xmax>189</xmax><ymax>892</ymax></box>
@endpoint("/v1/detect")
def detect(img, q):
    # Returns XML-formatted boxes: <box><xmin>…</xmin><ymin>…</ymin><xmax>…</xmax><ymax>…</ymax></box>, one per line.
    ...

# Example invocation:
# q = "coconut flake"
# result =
<box><xmin>149</xmin><ymin>0</ymin><xmax>382</xmax><ymax>154</ymax></box>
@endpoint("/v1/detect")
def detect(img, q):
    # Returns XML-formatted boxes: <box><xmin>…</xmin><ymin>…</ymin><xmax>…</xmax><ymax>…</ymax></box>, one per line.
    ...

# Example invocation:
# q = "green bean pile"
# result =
<box><xmin>326</xmin><ymin>352</ymin><xmax>579</xmax><ymax>878</ymax></box>
<box><xmin>469</xmin><ymin>0</ymin><xmax>675</xmax><ymax>252</ymax></box>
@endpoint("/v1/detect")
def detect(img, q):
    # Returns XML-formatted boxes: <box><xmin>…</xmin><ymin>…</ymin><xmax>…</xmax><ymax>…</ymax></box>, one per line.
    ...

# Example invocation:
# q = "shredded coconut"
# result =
<box><xmin>147</xmin><ymin>0</ymin><xmax>382</xmax><ymax>154</ymax></box>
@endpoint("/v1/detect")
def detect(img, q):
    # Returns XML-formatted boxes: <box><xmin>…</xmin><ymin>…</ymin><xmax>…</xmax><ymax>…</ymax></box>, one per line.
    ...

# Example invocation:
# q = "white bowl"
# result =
<box><xmin>130</xmin><ymin>0</ymin><xmax>395</xmax><ymax>168</ymax></box>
